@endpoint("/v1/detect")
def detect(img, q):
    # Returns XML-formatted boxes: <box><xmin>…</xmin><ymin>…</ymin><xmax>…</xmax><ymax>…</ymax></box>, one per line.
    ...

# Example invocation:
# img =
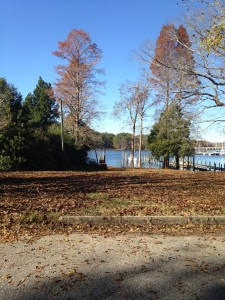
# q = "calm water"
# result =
<box><xmin>88</xmin><ymin>149</ymin><xmax>153</xmax><ymax>168</ymax></box>
<box><xmin>88</xmin><ymin>149</ymin><xmax>225</xmax><ymax>169</ymax></box>
<box><xmin>194</xmin><ymin>154</ymin><xmax>225</xmax><ymax>166</ymax></box>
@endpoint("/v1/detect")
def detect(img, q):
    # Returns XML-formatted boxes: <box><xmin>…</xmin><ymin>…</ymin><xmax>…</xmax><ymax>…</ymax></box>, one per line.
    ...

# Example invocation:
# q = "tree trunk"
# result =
<box><xmin>138</xmin><ymin>115</ymin><xmax>143</xmax><ymax>168</ymax></box>
<box><xmin>175</xmin><ymin>154</ymin><xmax>180</xmax><ymax>170</ymax></box>
<box><xmin>163</xmin><ymin>155</ymin><xmax>170</xmax><ymax>168</ymax></box>
<box><xmin>60</xmin><ymin>99</ymin><xmax>65</xmax><ymax>170</ymax></box>
<box><xmin>74</xmin><ymin>79</ymin><xmax>81</xmax><ymax>147</ymax></box>
<box><xmin>166</xmin><ymin>82</ymin><xmax>170</xmax><ymax>111</ymax></box>
<box><xmin>131</xmin><ymin>123</ymin><xmax>135</xmax><ymax>168</ymax></box>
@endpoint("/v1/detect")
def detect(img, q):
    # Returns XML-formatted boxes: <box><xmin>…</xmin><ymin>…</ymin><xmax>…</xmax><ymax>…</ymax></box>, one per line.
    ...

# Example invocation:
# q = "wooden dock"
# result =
<box><xmin>170</xmin><ymin>159</ymin><xmax>225</xmax><ymax>171</ymax></box>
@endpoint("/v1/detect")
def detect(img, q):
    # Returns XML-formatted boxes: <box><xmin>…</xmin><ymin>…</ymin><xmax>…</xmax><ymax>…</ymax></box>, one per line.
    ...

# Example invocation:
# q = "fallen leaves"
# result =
<box><xmin>1</xmin><ymin>273</ymin><xmax>12</xmax><ymax>283</ymax></box>
<box><xmin>0</xmin><ymin>169</ymin><xmax>225</xmax><ymax>241</ymax></box>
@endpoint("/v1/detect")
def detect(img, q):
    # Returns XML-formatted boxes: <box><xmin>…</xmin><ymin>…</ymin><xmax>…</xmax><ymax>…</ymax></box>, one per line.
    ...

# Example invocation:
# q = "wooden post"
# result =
<box><xmin>60</xmin><ymin>99</ymin><xmax>65</xmax><ymax>170</ymax></box>
<box><xmin>94</xmin><ymin>150</ymin><xmax>98</xmax><ymax>164</ymax></box>
<box><xmin>125</xmin><ymin>152</ymin><xmax>128</xmax><ymax>166</ymax></box>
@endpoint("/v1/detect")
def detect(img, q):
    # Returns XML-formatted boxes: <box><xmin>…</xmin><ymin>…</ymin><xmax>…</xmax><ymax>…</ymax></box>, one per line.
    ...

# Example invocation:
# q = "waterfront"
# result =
<box><xmin>88</xmin><ymin>149</ymin><xmax>155</xmax><ymax>168</ymax></box>
<box><xmin>88</xmin><ymin>149</ymin><xmax>225</xmax><ymax>169</ymax></box>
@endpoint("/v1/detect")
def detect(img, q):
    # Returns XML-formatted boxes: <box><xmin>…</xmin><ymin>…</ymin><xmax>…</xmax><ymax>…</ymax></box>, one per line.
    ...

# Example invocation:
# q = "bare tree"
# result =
<box><xmin>137</xmin><ymin>1</ymin><xmax>225</xmax><ymax>112</ymax></box>
<box><xmin>53</xmin><ymin>29</ymin><xmax>105</xmax><ymax>147</ymax></box>
<box><xmin>135</xmin><ymin>24</ymin><xmax>200</xmax><ymax>109</ymax></box>
<box><xmin>113</xmin><ymin>79</ymin><xmax>153</xmax><ymax>167</ymax></box>
<box><xmin>180</xmin><ymin>1</ymin><xmax>225</xmax><ymax>108</ymax></box>
<box><xmin>113</xmin><ymin>81</ymin><xmax>141</xmax><ymax>167</ymax></box>
<box><xmin>136</xmin><ymin>81</ymin><xmax>153</xmax><ymax>167</ymax></box>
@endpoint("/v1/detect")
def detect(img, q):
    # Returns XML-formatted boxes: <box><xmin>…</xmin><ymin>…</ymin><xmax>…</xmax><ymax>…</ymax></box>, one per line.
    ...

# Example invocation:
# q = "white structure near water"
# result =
<box><xmin>195</xmin><ymin>147</ymin><xmax>225</xmax><ymax>156</ymax></box>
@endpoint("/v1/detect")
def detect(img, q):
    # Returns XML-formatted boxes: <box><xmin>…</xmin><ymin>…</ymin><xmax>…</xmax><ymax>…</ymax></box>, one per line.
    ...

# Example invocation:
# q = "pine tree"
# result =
<box><xmin>148</xmin><ymin>103</ymin><xmax>194</xmax><ymax>169</ymax></box>
<box><xmin>0</xmin><ymin>77</ymin><xmax>22</xmax><ymax>130</ymax></box>
<box><xmin>0</xmin><ymin>78</ymin><xmax>27</xmax><ymax>170</ymax></box>
<box><xmin>24</xmin><ymin>77</ymin><xmax>58</xmax><ymax>129</ymax></box>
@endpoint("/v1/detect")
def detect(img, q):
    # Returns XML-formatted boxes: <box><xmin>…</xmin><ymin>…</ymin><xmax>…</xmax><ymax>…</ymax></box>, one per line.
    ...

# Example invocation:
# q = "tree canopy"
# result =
<box><xmin>0</xmin><ymin>77</ymin><xmax>22</xmax><ymax>130</ymax></box>
<box><xmin>148</xmin><ymin>103</ymin><xmax>194</xmax><ymax>168</ymax></box>
<box><xmin>0</xmin><ymin>77</ymin><xmax>89</xmax><ymax>171</ymax></box>
<box><xmin>24</xmin><ymin>77</ymin><xmax>59</xmax><ymax>128</ymax></box>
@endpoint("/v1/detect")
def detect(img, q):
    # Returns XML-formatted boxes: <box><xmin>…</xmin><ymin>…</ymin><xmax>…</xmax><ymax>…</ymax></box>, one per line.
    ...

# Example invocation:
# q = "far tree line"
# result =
<box><xmin>1</xmin><ymin>0</ymin><xmax>225</xmax><ymax>171</ymax></box>
<box><xmin>90</xmin><ymin>131</ymin><xmax>149</xmax><ymax>150</ymax></box>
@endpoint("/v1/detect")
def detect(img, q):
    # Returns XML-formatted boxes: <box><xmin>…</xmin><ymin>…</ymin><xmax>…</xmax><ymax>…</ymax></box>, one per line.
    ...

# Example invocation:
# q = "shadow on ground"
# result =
<box><xmin>1</xmin><ymin>234</ymin><xmax>225</xmax><ymax>300</ymax></box>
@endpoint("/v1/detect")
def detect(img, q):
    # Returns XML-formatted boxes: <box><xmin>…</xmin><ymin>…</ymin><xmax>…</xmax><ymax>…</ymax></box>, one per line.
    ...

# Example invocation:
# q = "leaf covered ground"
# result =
<box><xmin>1</xmin><ymin>168</ymin><xmax>225</xmax><ymax>240</ymax></box>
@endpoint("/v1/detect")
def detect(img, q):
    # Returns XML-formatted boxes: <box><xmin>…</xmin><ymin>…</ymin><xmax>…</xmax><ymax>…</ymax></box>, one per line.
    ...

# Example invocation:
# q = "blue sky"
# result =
<box><xmin>1</xmin><ymin>0</ymin><xmax>192</xmax><ymax>134</ymax></box>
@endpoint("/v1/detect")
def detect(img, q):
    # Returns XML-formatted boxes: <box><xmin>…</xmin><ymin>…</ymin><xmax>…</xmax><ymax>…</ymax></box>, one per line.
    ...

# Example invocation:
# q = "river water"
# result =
<box><xmin>88</xmin><ymin>149</ymin><xmax>154</xmax><ymax>168</ymax></box>
<box><xmin>88</xmin><ymin>149</ymin><xmax>225</xmax><ymax>169</ymax></box>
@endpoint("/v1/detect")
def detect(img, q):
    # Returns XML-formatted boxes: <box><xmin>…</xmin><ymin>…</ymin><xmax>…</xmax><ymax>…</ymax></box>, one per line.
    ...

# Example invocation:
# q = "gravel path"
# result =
<box><xmin>0</xmin><ymin>233</ymin><xmax>225</xmax><ymax>300</ymax></box>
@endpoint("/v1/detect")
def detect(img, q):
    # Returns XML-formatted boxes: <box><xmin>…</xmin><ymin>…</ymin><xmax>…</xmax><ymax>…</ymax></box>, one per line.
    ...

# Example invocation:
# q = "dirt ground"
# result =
<box><xmin>1</xmin><ymin>233</ymin><xmax>225</xmax><ymax>300</ymax></box>
<box><xmin>1</xmin><ymin>168</ymin><xmax>225</xmax><ymax>240</ymax></box>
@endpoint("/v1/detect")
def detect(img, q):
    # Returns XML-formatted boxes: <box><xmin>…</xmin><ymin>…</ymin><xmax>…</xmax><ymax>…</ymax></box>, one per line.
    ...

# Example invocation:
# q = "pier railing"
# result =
<box><xmin>193</xmin><ymin>160</ymin><xmax>225</xmax><ymax>171</ymax></box>
<box><xmin>170</xmin><ymin>158</ymin><xmax>225</xmax><ymax>171</ymax></box>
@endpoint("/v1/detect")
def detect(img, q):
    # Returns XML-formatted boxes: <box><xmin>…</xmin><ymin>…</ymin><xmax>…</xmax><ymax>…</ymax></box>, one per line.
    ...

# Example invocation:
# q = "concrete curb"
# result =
<box><xmin>59</xmin><ymin>215</ymin><xmax>225</xmax><ymax>226</ymax></box>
